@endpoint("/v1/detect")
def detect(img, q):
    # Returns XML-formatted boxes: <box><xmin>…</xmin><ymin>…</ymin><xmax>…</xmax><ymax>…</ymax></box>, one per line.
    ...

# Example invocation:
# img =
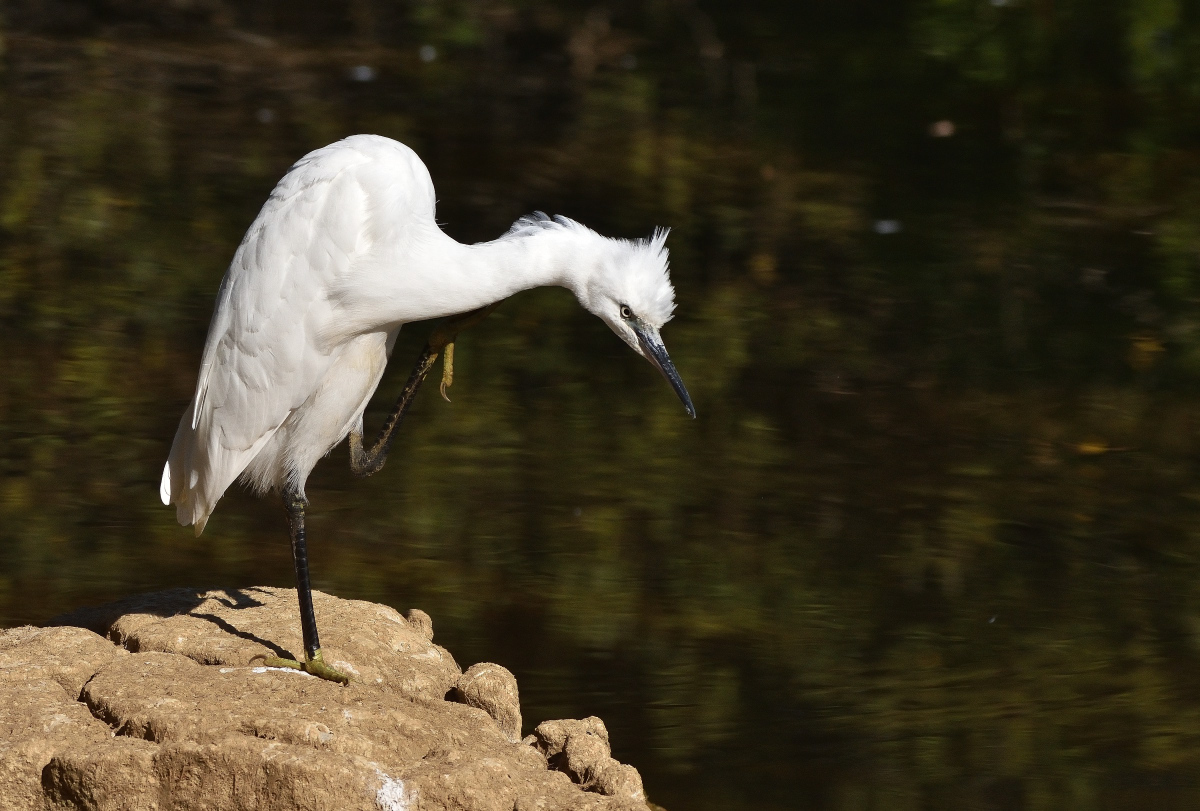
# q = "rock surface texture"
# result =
<box><xmin>0</xmin><ymin>587</ymin><xmax>652</xmax><ymax>811</ymax></box>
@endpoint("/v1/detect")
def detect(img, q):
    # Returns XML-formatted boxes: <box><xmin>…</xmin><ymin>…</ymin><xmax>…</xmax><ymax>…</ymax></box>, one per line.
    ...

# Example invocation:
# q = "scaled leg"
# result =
<box><xmin>259</xmin><ymin>486</ymin><xmax>349</xmax><ymax>684</ymax></box>
<box><xmin>350</xmin><ymin>302</ymin><xmax>501</xmax><ymax>476</ymax></box>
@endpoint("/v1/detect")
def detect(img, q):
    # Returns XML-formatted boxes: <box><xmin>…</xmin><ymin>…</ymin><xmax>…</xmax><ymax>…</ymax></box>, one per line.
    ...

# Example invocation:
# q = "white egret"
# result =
<box><xmin>160</xmin><ymin>134</ymin><xmax>694</xmax><ymax>683</ymax></box>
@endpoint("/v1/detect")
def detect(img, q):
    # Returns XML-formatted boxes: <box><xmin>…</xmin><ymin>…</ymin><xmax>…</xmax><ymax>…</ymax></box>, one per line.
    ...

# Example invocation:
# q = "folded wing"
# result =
<box><xmin>161</xmin><ymin>144</ymin><xmax>371</xmax><ymax>533</ymax></box>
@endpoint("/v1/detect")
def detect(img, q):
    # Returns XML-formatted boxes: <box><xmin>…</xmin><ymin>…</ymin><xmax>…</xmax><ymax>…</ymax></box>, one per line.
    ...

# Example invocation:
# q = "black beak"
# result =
<box><xmin>632</xmin><ymin>322</ymin><xmax>696</xmax><ymax>418</ymax></box>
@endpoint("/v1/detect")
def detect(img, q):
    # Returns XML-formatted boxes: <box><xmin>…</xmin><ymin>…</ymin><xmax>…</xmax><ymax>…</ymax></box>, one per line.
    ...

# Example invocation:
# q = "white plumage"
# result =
<box><xmin>161</xmin><ymin>134</ymin><xmax>691</xmax><ymax>535</ymax></box>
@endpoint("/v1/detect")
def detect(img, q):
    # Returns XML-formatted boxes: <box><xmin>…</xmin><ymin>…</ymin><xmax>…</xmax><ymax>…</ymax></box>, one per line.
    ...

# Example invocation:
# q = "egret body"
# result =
<box><xmin>161</xmin><ymin>134</ymin><xmax>693</xmax><ymax>682</ymax></box>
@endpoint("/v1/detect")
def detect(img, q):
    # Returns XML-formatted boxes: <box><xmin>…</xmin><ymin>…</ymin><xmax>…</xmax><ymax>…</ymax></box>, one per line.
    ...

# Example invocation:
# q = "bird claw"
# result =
<box><xmin>255</xmin><ymin>649</ymin><xmax>350</xmax><ymax>685</ymax></box>
<box><xmin>439</xmin><ymin>342</ymin><xmax>454</xmax><ymax>402</ymax></box>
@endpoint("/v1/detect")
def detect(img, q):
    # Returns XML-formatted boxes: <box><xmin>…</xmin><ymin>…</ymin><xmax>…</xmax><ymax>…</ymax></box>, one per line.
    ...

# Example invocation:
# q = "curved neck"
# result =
<box><xmin>449</xmin><ymin>227</ymin><xmax>598</xmax><ymax>308</ymax></box>
<box><xmin>329</xmin><ymin>226</ymin><xmax>606</xmax><ymax>340</ymax></box>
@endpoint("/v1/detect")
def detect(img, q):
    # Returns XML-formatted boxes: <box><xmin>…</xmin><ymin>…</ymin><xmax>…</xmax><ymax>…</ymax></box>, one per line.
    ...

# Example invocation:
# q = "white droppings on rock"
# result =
<box><xmin>219</xmin><ymin>668</ymin><xmax>233</xmax><ymax>674</ymax></box>
<box><xmin>375</xmin><ymin>770</ymin><xmax>414</xmax><ymax>811</ymax></box>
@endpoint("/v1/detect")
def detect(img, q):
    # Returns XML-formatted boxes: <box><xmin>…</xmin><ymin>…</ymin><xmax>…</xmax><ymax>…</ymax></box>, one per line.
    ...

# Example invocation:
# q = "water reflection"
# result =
<box><xmin>4</xmin><ymin>3</ymin><xmax>1200</xmax><ymax>809</ymax></box>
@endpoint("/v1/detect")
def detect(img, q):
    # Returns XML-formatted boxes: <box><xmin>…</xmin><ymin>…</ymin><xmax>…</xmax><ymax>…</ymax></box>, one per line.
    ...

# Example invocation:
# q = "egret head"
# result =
<box><xmin>503</xmin><ymin>213</ymin><xmax>695</xmax><ymax>417</ymax></box>
<box><xmin>581</xmin><ymin>225</ymin><xmax>696</xmax><ymax>419</ymax></box>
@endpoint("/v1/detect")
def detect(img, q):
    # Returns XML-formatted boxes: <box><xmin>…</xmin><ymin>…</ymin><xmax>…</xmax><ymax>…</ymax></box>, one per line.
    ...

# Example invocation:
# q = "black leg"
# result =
<box><xmin>257</xmin><ymin>486</ymin><xmax>349</xmax><ymax>684</ymax></box>
<box><xmin>349</xmin><ymin>344</ymin><xmax>440</xmax><ymax>476</ymax></box>
<box><xmin>350</xmin><ymin>302</ymin><xmax>501</xmax><ymax>477</ymax></box>
<box><xmin>284</xmin><ymin>485</ymin><xmax>320</xmax><ymax>659</ymax></box>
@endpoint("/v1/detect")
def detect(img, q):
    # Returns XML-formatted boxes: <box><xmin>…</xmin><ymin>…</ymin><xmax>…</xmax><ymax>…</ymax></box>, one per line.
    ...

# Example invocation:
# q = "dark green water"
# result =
<box><xmin>5</xmin><ymin>2</ymin><xmax>1200</xmax><ymax>808</ymax></box>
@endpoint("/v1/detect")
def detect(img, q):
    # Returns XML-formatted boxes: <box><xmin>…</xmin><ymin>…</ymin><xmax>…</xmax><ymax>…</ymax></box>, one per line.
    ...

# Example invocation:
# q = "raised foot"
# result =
<box><xmin>439</xmin><ymin>342</ymin><xmax>455</xmax><ymax>401</ymax></box>
<box><xmin>257</xmin><ymin>649</ymin><xmax>350</xmax><ymax>685</ymax></box>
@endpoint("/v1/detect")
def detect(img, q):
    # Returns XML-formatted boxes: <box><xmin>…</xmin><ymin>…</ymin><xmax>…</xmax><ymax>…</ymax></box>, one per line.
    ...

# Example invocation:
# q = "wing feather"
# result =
<box><xmin>163</xmin><ymin>141</ymin><xmax>373</xmax><ymax>531</ymax></box>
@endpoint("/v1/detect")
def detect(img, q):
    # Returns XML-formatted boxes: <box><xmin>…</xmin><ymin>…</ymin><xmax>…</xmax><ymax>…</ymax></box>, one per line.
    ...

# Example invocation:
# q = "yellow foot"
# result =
<box><xmin>430</xmin><ymin>301</ymin><xmax>502</xmax><ymax>403</ymax></box>
<box><xmin>439</xmin><ymin>342</ymin><xmax>455</xmax><ymax>401</ymax></box>
<box><xmin>255</xmin><ymin>649</ymin><xmax>350</xmax><ymax>685</ymax></box>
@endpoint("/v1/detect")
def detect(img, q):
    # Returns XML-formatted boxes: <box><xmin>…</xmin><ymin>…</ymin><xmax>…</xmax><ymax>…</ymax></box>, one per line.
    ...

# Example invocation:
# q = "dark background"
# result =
<box><xmin>4</xmin><ymin>2</ymin><xmax>1200</xmax><ymax>808</ymax></box>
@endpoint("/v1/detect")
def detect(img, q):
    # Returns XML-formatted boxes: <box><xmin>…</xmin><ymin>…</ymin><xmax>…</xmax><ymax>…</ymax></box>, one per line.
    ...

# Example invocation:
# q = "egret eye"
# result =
<box><xmin>620</xmin><ymin>305</ymin><xmax>633</xmax><ymax>320</ymax></box>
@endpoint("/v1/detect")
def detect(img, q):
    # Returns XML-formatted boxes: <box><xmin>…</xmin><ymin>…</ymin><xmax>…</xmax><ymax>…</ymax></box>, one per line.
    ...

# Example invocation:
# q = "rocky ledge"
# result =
<box><xmin>0</xmin><ymin>587</ymin><xmax>655</xmax><ymax>810</ymax></box>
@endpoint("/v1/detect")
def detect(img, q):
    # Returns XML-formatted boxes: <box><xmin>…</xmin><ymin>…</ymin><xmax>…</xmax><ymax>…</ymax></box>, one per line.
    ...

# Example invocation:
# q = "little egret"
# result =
<box><xmin>161</xmin><ymin>134</ymin><xmax>694</xmax><ymax>684</ymax></box>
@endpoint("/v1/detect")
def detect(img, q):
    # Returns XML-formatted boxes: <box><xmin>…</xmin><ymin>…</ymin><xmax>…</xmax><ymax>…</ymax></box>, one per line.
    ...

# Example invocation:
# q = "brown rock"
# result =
<box><xmin>531</xmin><ymin>715</ymin><xmax>611</xmax><ymax>757</ymax></box>
<box><xmin>404</xmin><ymin>608</ymin><xmax>434</xmax><ymax>641</ymax></box>
<box><xmin>530</xmin><ymin>717</ymin><xmax>647</xmax><ymax>804</ymax></box>
<box><xmin>43</xmin><ymin>737</ymin><xmax>160</xmax><ymax>811</ymax></box>
<box><xmin>455</xmin><ymin>662</ymin><xmax>523</xmax><ymax>743</ymax></box>
<box><xmin>0</xmin><ymin>625</ymin><xmax>126</xmax><ymax>809</ymax></box>
<box><xmin>1</xmin><ymin>588</ymin><xmax>654</xmax><ymax>811</ymax></box>
<box><xmin>53</xmin><ymin>586</ymin><xmax>460</xmax><ymax>702</ymax></box>
<box><xmin>1</xmin><ymin>624</ymin><xmax>126</xmax><ymax>698</ymax></box>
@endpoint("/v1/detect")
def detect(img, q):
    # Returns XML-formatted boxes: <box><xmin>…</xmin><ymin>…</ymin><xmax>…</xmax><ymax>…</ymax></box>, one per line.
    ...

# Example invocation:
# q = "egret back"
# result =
<box><xmin>160</xmin><ymin>135</ymin><xmax>436</xmax><ymax>533</ymax></box>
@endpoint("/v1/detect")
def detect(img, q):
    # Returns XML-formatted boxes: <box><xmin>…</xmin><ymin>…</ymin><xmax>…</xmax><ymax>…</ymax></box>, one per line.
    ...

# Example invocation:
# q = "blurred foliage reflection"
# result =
<box><xmin>4</xmin><ymin>1</ymin><xmax>1200</xmax><ymax>809</ymax></box>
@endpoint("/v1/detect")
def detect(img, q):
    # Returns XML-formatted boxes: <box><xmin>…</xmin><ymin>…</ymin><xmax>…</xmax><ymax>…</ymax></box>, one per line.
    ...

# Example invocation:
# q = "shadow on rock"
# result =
<box><xmin>3</xmin><ymin>587</ymin><xmax>655</xmax><ymax>811</ymax></box>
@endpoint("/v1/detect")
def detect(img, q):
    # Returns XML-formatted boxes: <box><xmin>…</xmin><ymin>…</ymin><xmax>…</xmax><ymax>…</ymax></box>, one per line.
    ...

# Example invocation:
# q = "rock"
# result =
<box><xmin>404</xmin><ymin>609</ymin><xmax>434</xmax><ymax>642</ymax></box>
<box><xmin>1</xmin><ymin>624</ymin><xmax>126</xmax><ymax>698</ymax></box>
<box><xmin>2</xmin><ymin>588</ymin><xmax>655</xmax><ymax>811</ymax></box>
<box><xmin>51</xmin><ymin>586</ymin><xmax>459</xmax><ymax>702</ymax></box>
<box><xmin>454</xmin><ymin>662</ymin><xmax>522</xmax><ymax>743</ymax></box>
<box><xmin>0</xmin><ymin>626</ymin><xmax>128</xmax><ymax>808</ymax></box>
<box><xmin>43</xmin><ymin>737</ymin><xmax>160</xmax><ymax>810</ymax></box>
<box><xmin>529</xmin><ymin>717</ymin><xmax>647</xmax><ymax>805</ymax></box>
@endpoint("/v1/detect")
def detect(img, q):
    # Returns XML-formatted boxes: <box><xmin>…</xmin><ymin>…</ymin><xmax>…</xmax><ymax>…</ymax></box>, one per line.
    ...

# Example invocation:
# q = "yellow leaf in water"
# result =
<box><xmin>1129</xmin><ymin>335</ymin><xmax>1165</xmax><ymax>370</ymax></box>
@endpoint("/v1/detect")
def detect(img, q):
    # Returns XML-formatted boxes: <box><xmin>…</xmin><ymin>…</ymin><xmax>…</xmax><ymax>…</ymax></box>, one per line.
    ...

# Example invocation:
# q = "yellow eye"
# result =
<box><xmin>620</xmin><ymin>305</ymin><xmax>633</xmax><ymax>319</ymax></box>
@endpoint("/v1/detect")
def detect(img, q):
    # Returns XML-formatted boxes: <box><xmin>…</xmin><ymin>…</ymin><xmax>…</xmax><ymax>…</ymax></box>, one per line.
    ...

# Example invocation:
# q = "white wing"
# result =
<box><xmin>161</xmin><ymin>137</ymin><xmax>415</xmax><ymax>533</ymax></box>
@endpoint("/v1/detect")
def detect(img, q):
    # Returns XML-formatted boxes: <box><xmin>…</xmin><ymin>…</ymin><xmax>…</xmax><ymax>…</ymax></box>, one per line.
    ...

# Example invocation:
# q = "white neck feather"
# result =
<box><xmin>452</xmin><ymin>226</ymin><xmax>603</xmax><ymax>307</ymax></box>
<box><xmin>327</xmin><ymin>225</ymin><xmax>609</xmax><ymax>342</ymax></box>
